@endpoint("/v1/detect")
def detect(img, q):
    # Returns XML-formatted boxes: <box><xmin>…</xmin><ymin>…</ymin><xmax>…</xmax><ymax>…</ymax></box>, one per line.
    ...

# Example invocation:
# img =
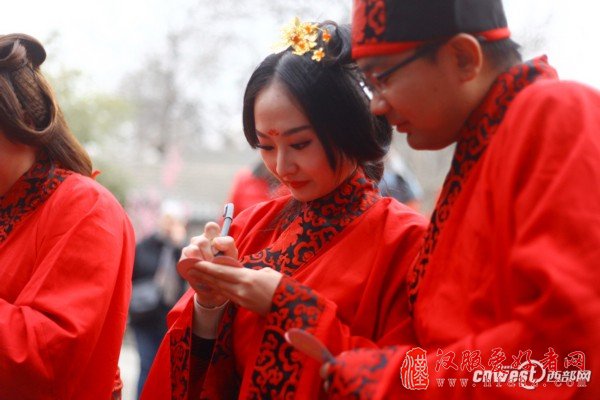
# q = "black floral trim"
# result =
<box><xmin>328</xmin><ymin>346</ymin><xmax>396</xmax><ymax>399</ymax></box>
<box><xmin>352</xmin><ymin>0</ymin><xmax>388</xmax><ymax>45</ymax></box>
<box><xmin>248</xmin><ymin>276</ymin><xmax>325</xmax><ymax>398</ymax></box>
<box><xmin>170</xmin><ymin>326</ymin><xmax>191</xmax><ymax>400</ymax></box>
<box><xmin>0</xmin><ymin>158</ymin><xmax>71</xmax><ymax>243</ymax></box>
<box><xmin>240</xmin><ymin>169</ymin><xmax>379</xmax><ymax>276</ymax></box>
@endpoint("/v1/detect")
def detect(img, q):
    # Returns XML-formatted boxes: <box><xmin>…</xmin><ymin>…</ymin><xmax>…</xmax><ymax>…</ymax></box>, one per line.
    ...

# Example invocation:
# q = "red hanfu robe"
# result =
<box><xmin>0</xmin><ymin>159</ymin><xmax>135</xmax><ymax>400</ymax></box>
<box><xmin>142</xmin><ymin>170</ymin><xmax>427</xmax><ymax>399</ymax></box>
<box><xmin>327</xmin><ymin>58</ymin><xmax>600</xmax><ymax>399</ymax></box>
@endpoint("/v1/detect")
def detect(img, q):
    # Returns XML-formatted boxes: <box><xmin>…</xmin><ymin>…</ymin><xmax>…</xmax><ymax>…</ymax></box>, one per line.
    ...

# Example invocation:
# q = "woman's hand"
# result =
<box><xmin>190</xmin><ymin>259</ymin><xmax>283</xmax><ymax>316</ymax></box>
<box><xmin>178</xmin><ymin>222</ymin><xmax>238</xmax><ymax>308</ymax></box>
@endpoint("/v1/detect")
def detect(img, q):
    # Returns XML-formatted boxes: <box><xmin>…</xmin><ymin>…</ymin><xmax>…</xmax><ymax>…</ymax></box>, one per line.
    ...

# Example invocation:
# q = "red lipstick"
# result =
<box><xmin>288</xmin><ymin>181</ymin><xmax>309</xmax><ymax>189</ymax></box>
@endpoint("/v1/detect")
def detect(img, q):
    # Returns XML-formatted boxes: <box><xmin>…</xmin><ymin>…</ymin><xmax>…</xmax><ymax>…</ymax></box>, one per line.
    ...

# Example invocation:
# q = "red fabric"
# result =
<box><xmin>0</xmin><ymin>160</ymin><xmax>135</xmax><ymax>400</ymax></box>
<box><xmin>225</xmin><ymin>168</ymin><xmax>288</xmax><ymax>217</ymax></box>
<box><xmin>475</xmin><ymin>27</ymin><xmax>511</xmax><ymax>41</ymax></box>
<box><xmin>142</xmin><ymin>171</ymin><xmax>426</xmax><ymax>399</ymax></box>
<box><xmin>350</xmin><ymin>28</ymin><xmax>510</xmax><ymax>59</ymax></box>
<box><xmin>226</xmin><ymin>168</ymin><xmax>272</xmax><ymax>217</ymax></box>
<box><xmin>327</xmin><ymin>59</ymin><xmax>600</xmax><ymax>398</ymax></box>
<box><xmin>352</xmin><ymin>41</ymin><xmax>425</xmax><ymax>60</ymax></box>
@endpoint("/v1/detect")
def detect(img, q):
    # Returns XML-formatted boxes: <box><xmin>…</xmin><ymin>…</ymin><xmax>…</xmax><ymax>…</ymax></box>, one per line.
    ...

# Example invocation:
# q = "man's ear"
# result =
<box><xmin>443</xmin><ymin>34</ymin><xmax>483</xmax><ymax>82</ymax></box>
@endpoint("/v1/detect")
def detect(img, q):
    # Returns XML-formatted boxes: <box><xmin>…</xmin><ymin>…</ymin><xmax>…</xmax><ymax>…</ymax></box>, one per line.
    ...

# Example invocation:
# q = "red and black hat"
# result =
<box><xmin>351</xmin><ymin>0</ymin><xmax>511</xmax><ymax>59</ymax></box>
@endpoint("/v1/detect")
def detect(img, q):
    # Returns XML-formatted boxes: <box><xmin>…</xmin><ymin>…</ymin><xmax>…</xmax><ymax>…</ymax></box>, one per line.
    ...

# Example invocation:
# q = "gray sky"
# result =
<box><xmin>2</xmin><ymin>0</ymin><xmax>600</xmax><ymax>92</ymax></box>
<box><xmin>2</xmin><ymin>0</ymin><xmax>193</xmax><ymax>90</ymax></box>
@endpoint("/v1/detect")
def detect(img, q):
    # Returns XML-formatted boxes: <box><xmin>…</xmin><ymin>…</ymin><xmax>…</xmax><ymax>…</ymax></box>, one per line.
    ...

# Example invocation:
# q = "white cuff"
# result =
<box><xmin>192</xmin><ymin>294</ymin><xmax>229</xmax><ymax>339</ymax></box>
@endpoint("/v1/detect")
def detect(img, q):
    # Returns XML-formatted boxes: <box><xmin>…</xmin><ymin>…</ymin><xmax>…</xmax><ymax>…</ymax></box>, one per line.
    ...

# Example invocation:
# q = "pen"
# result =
<box><xmin>214</xmin><ymin>202</ymin><xmax>234</xmax><ymax>256</ymax></box>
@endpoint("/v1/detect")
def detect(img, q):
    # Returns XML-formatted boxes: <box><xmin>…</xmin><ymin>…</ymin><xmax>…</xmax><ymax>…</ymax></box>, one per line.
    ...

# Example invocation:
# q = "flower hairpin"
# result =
<box><xmin>276</xmin><ymin>17</ymin><xmax>331</xmax><ymax>62</ymax></box>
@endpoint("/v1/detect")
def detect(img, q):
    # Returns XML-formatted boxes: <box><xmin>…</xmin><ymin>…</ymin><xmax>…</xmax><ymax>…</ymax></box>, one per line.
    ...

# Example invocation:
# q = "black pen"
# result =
<box><xmin>214</xmin><ymin>202</ymin><xmax>234</xmax><ymax>257</ymax></box>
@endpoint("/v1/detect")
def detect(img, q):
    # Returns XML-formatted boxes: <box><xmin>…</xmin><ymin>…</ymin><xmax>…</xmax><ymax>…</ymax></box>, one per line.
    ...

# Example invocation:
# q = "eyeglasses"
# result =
<box><xmin>362</xmin><ymin>40</ymin><xmax>446</xmax><ymax>95</ymax></box>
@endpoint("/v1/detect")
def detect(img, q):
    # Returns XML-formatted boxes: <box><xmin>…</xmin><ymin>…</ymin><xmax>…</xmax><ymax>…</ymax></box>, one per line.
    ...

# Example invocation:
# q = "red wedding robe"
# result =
<box><xmin>0</xmin><ymin>160</ymin><xmax>135</xmax><ymax>400</ymax></box>
<box><xmin>327</xmin><ymin>59</ymin><xmax>600</xmax><ymax>399</ymax></box>
<box><xmin>142</xmin><ymin>171</ymin><xmax>427</xmax><ymax>399</ymax></box>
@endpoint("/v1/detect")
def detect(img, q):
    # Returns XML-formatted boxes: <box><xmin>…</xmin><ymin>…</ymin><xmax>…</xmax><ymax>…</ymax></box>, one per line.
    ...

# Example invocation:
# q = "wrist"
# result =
<box><xmin>194</xmin><ymin>294</ymin><xmax>228</xmax><ymax>310</ymax></box>
<box><xmin>192</xmin><ymin>294</ymin><xmax>229</xmax><ymax>339</ymax></box>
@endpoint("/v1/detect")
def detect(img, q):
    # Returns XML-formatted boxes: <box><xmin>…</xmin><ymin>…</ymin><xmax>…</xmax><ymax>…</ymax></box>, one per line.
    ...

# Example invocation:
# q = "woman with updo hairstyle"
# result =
<box><xmin>143</xmin><ymin>21</ymin><xmax>426</xmax><ymax>399</ymax></box>
<box><xmin>0</xmin><ymin>34</ymin><xmax>135</xmax><ymax>400</ymax></box>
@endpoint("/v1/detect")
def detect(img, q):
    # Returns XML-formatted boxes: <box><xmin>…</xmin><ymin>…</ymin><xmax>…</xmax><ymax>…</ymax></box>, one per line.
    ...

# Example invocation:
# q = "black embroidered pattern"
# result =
<box><xmin>406</xmin><ymin>57</ymin><xmax>558</xmax><ymax>311</ymax></box>
<box><xmin>248</xmin><ymin>277</ymin><xmax>325</xmax><ymax>398</ymax></box>
<box><xmin>240</xmin><ymin>170</ymin><xmax>379</xmax><ymax>276</ymax></box>
<box><xmin>352</xmin><ymin>0</ymin><xmax>388</xmax><ymax>45</ymax></box>
<box><xmin>328</xmin><ymin>346</ymin><xmax>396</xmax><ymax>399</ymax></box>
<box><xmin>170</xmin><ymin>326</ymin><xmax>191</xmax><ymax>400</ymax></box>
<box><xmin>0</xmin><ymin>157</ymin><xmax>71</xmax><ymax>244</ymax></box>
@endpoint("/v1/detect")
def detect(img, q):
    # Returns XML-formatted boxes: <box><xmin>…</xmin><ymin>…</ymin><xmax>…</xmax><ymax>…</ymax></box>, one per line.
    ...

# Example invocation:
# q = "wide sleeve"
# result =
<box><xmin>141</xmin><ymin>289</ymin><xmax>199</xmax><ymax>400</ymax></box>
<box><xmin>0</xmin><ymin>179</ymin><xmax>135</xmax><ymax>399</ymax></box>
<box><xmin>326</xmin><ymin>82</ymin><xmax>600</xmax><ymax>399</ymax></box>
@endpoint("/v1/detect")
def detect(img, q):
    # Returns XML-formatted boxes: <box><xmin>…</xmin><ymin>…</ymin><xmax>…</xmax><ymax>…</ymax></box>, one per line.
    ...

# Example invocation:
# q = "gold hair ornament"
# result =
<box><xmin>276</xmin><ymin>17</ymin><xmax>331</xmax><ymax>62</ymax></box>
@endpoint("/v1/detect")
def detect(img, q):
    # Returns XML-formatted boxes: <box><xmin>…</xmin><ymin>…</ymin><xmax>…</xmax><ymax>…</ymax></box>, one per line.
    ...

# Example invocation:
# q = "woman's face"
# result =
<box><xmin>253</xmin><ymin>81</ymin><xmax>356</xmax><ymax>202</ymax></box>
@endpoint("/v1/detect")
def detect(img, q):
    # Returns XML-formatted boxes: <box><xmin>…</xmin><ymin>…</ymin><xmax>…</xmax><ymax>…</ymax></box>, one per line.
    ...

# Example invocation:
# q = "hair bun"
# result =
<box><xmin>0</xmin><ymin>33</ymin><xmax>46</xmax><ymax>69</ymax></box>
<box><xmin>319</xmin><ymin>22</ymin><xmax>353</xmax><ymax>67</ymax></box>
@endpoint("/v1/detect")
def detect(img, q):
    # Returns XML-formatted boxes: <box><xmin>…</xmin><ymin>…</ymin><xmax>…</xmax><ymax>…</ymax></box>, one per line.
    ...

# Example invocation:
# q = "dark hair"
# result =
<box><xmin>0</xmin><ymin>34</ymin><xmax>92</xmax><ymax>176</ymax></box>
<box><xmin>480</xmin><ymin>38</ymin><xmax>522</xmax><ymax>71</ymax></box>
<box><xmin>242</xmin><ymin>22</ymin><xmax>392</xmax><ymax>183</ymax></box>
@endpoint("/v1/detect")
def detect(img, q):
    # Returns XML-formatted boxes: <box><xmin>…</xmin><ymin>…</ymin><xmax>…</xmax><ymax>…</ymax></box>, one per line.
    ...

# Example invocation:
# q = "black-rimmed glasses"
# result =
<box><xmin>362</xmin><ymin>40</ymin><xmax>446</xmax><ymax>95</ymax></box>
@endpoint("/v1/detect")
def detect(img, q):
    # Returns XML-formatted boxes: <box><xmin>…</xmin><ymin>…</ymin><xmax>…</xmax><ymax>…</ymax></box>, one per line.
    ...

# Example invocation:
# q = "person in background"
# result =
<box><xmin>0</xmin><ymin>33</ymin><xmax>135</xmax><ymax>400</ymax></box>
<box><xmin>141</xmin><ymin>20</ymin><xmax>426</xmax><ymax>399</ymax></box>
<box><xmin>321</xmin><ymin>0</ymin><xmax>600</xmax><ymax>398</ymax></box>
<box><xmin>225</xmin><ymin>160</ymin><xmax>287</xmax><ymax>217</ymax></box>
<box><xmin>379</xmin><ymin>148</ymin><xmax>422</xmax><ymax>211</ymax></box>
<box><xmin>130</xmin><ymin>201</ymin><xmax>188</xmax><ymax>399</ymax></box>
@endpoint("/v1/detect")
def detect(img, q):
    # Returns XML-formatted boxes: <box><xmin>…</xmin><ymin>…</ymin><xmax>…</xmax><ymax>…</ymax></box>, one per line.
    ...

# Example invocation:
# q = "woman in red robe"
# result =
<box><xmin>0</xmin><ymin>34</ymin><xmax>135</xmax><ymax>399</ymax></box>
<box><xmin>141</xmin><ymin>21</ymin><xmax>426</xmax><ymax>399</ymax></box>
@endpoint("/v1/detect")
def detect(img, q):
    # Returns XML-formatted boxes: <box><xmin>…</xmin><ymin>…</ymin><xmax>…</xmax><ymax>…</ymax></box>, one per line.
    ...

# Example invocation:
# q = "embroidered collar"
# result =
<box><xmin>241</xmin><ymin>168</ymin><xmax>380</xmax><ymax>276</ymax></box>
<box><xmin>407</xmin><ymin>57</ymin><xmax>558</xmax><ymax>310</ymax></box>
<box><xmin>0</xmin><ymin>157</ymin><xmax>71</xmax><ymax>243</ymax></box>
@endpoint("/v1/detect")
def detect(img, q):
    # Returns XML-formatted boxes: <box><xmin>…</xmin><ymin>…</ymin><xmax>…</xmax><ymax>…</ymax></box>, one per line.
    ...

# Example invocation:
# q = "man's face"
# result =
<box><xmin>357</xmin><ymin>46</ymin><xmax>468</xmax><ymax>150</ymax></box>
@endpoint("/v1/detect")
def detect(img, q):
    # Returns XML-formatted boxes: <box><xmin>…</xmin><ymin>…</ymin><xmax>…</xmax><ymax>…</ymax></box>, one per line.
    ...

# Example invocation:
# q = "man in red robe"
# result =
<box><xmin>323</xmin><ymin>1</ymin><xmax>600</xmax><ymax>398</ymax></box>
